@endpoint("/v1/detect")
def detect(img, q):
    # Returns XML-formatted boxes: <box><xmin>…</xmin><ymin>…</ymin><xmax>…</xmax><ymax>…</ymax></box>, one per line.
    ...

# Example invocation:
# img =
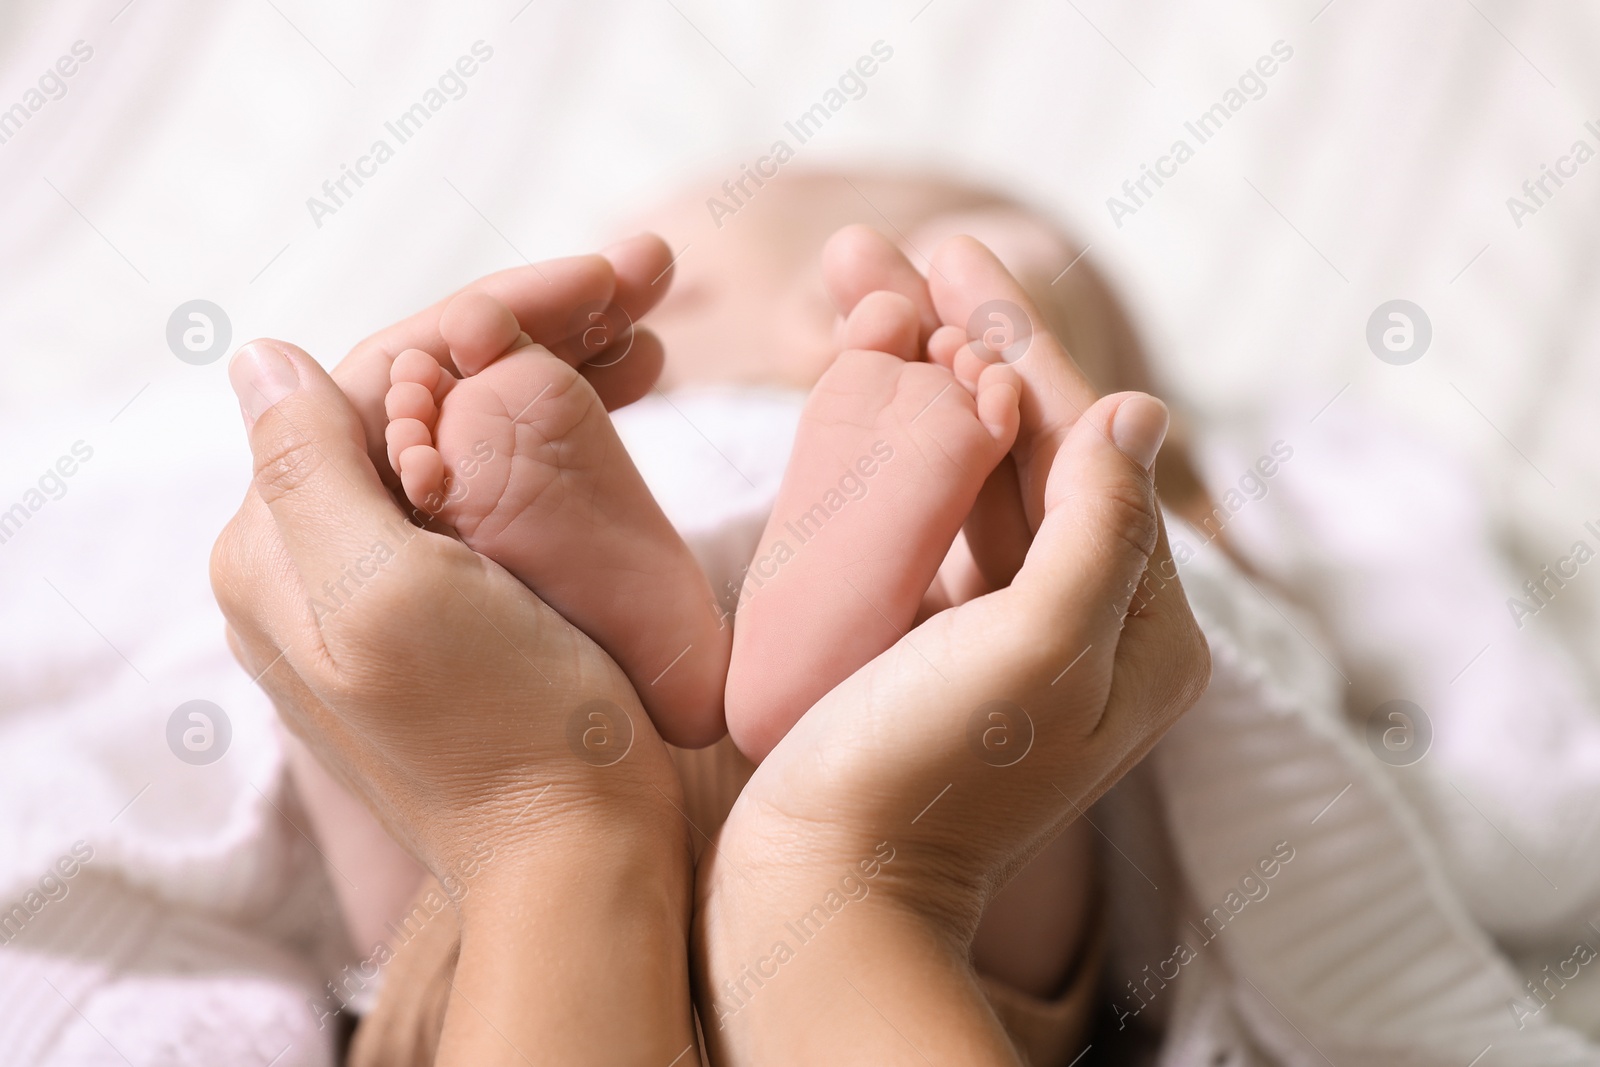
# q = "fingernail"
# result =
<box><xmin>1111</xmin><ymin>395</ymin><xmax>1170</xmax><ymax>471</ymax></box>
<box><xmin>229</xmin><ymin>342</ymin><xmax>299</xmax><ymax>425</ymax></box>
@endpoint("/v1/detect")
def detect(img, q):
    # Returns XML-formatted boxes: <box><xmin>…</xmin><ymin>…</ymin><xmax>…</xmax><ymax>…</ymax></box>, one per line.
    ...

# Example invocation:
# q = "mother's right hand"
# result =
<box><xmin>697</xmin><ymin>233</ymin><xmax>1212</xmax><ymax>1065</ymax></box>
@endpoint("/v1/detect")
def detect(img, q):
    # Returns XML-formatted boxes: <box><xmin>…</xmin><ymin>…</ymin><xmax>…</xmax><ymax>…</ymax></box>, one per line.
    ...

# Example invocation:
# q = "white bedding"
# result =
<box><xmin>2</xmin><ymin>2</ymin><xmax>1598</xmax><ymax>1063</ymax></box>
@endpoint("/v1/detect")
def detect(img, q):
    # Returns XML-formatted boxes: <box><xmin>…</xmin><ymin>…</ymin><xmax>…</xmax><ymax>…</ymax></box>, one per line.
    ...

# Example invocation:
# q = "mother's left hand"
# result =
<box><xmin>211</xmin><ymin>238</ymin><xmax>701</xmax><ymax>1066</ymax></box>
<box><xmin>696</xmin><ymin>232</ymin><xmax>1211</xmax><ymax>1065</ymax></box>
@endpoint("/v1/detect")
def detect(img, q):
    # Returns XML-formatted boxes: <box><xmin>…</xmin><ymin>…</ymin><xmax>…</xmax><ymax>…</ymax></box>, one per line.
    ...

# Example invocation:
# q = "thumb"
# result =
<box><xmin>1013</xmin><ymin>391</ymin><xmax>1212</xmax><ymax>757</ymax></box>
<box><xmin>1010</xmin><ymin>391</ymin><xmax>1169</xmax><ymax>641</ymax></box>
<box><xmin>229</xmin><ymin>339</ymin><xmax>404</xmax><ymax>583</ymax></box>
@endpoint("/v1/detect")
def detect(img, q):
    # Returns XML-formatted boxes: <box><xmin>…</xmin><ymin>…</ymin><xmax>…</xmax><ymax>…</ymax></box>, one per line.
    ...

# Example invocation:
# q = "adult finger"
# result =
<box><xmin>551</xmin><ymin>231</ymin><xmax>678</xmax><ymax>367</ymax></box>
<box><xmin>550</xmin><ymin>235</ymin><xmax>674</xmax><ymax>413</ymax></box>
<box><xmin>577</xmin><ymin>327</ymin><xmax>666</xmax><ymax>411</ymax></box>
<box><xmin>554</xmin><ymin>232</ymin><xmax>674</xmax><ymax>340</ymax></box>
<box><xmin>334</xmin><ymin>256</ymin><xmax>617</xmax><ymax>469</ymax></box>
<box><xmin>961</xmin><ymin>457</ymin><xmax>1032</xmax><ymax>594</ymax></box>
<box><xmin>547</xmin><ymin>233</ymin><xmax>678</xmax><ymax>403</ymax></box>
<box><xmin>231</xmin><ymin>339</ymin><xmax>408</xmax><ymax>593</ymax></box>
<box><xmin>821</xmin><ymin>225</ymin><xmax>940</xmax><ymax>343</ymax></box>
<box><xmin>603</xmin><ymin>231</ymin><xmax>678</xmax><ymax>319</ymax></box>
<box><xmin>334</xmin><ymin>236</ymin><xmax>675</xmax><ymax>474</ymax></box>
<box><xmin>210</xmin><ymin>488</ymin><xmax>316</xmax><ymax>659</ymax></box>
<box><xmin>1006</xmin><ymin>391</ymin><xmax>1207</xmax><ymax>769</ymax></box>
<box><xmin>350</xmin><ymin>254</ymin><xmax>621</xmax><ymax>369</ymax></box>
<box><xmin>928</xmin><ymin>237</ymin><xmax>1101</xmax><ymax>530</ymax></box>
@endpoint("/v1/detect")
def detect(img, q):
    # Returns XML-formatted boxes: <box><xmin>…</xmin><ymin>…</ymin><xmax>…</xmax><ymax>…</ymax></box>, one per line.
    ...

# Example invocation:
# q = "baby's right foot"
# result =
<box><xmin>385</xmin><ymin>291</ymin><xmax>730</xmax><ymax>748</ymax></box>
<box><xmin>725</xmin><ymin>292</ymin><xmax>1020</xmax><ymax>762</ymax></box>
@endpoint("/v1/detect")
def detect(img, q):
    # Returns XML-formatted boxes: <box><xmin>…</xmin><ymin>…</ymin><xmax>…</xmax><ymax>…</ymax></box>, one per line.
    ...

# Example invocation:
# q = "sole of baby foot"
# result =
<box><xmin>725</xmin><ymin>342</ymin><xmax>1018</xmax><ymax>763</ymax></box>
<box><xmin>386</xmin><ymin>295</ymin><xmax>730</xmax><ymax>749</ymax></box>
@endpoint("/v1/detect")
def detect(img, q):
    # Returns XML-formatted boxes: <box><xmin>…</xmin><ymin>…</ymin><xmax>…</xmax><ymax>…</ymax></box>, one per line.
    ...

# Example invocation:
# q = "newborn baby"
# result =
<box><xmin>307</xmin><ymin>171</ymin><xmax>1214</xmax><ymax>1064</ymax></box>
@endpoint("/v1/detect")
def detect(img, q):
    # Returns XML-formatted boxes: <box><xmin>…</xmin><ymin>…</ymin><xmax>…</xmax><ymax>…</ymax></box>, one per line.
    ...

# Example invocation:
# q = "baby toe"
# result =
<box><xmin>396</xmin><ymin>444</ymin><xmax>446</xmax><ymax>514</ymax></box>
<box><xmin>441</xmin><ymin>291</ymin><xmax>523</xmax><ymax>376</ymax></box>
<box><xmin>928</xmin><ymin>324</ymin><xmax>967</xmax><ymax>372</ymax></box>
<box><xmin>390</xmin><ymin>347</ymin><xmax>443</xmax><ymax>390</ymax></box>
<box><xmin>976</xmin><ymin>363</ymin><xmax>1022</xmax><ymax>449</ymax></box>
<box><xmin>840</xmin><ymin>290</ymin><xmax>920</xmax><ymax>361</ymax></box>
<box><xmin>952</xmin><ymin>340</ymin><xmax>990</xmax><ymax>392</ymax></box>
<box><xmin>385</xmin><ymin>417</ymin><xmax>433</xmax><ymax>475</ymax></box>
<box><xmin>385</xmin><ymin>381</ymin><xmax>437</xmax><ymax>424</ymax></box>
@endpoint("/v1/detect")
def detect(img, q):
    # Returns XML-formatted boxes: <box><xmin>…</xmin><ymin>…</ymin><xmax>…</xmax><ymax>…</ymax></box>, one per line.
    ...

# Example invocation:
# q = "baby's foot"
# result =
<box><xmin>385</xmin><ymin>291</ymin><xmax>729</xmax><ymax>748</ymax></box>
<box><xmin>725</xmin><ymin>291</ymin><xmax>1020</xmax><ymax>762</ymax></box>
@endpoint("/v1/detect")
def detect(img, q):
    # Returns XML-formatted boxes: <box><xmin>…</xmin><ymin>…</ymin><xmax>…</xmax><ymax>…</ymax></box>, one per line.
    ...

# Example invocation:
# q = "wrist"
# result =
<box><xmin>457</xmin><ymin>772</ymin><xmax>695</xmax><ymax>922</ymax></box>
<box><xmin>696</xmin><ymin>826</ymin><xmax>1016</xmax><ymax>1065</ymax></box>
<box><xmin>419</xmin><ymin>731</ymin><xmax>692</xmax><ymax>906</ymax></box>
<box><xmin>444</xmin><ymin>803</ymin><xmax>697</xmax><ymax>1065</ymax></box>
<box><xmin>702</xmin><ymin>794</ymin><xmax>987</xmax><ymax>950</ymax></box>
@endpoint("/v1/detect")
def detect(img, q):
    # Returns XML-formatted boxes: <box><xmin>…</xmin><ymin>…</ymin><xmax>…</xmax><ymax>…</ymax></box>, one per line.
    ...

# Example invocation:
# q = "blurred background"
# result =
<box><xmin>2</xmin><ymin>1</ymin><xmax>1599</xmax><ymax>1064</ymax></box>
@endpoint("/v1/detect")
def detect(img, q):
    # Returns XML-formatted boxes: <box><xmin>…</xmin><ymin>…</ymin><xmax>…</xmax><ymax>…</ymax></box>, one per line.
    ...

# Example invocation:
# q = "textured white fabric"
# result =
<box><xmin>1134</xmin><ymin>524</ymin><xmax>1600</xmax><ymax>1064</ymax></box>
<box><xmin>0</xmin><ymin>873</ymin><xmax>337</xmax><ymax>1066</ymax></box>
<box><xmin>614</xmin><ymin>387</ymin><xmax>806</xmax><ymax>613</ymax></box>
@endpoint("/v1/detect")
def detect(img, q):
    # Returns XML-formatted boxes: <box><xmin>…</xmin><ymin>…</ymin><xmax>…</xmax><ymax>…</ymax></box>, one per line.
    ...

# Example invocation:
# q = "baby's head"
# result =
<box><xmin>629</xmin><ymin>168</ymin><xmax>1207</xmax><ymax>519</ymax></box>
<box><xmin>629</xmin><ymin>171</ymin><xmax>1140</xmax><ymax>390</ymax></box>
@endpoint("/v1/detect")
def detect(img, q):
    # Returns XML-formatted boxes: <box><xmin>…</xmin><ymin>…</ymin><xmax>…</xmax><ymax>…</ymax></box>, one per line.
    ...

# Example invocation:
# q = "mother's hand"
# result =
<box><xmin>210</xmin><ymin>239</ymin><xmax>699</xmax><ymax>1065</ymax></box>
<box><xmin>696</xmin><ymin>232</ymin><xmax>1210</xmax><ymax>1065</ymax></box>
<box><xmin>213</xmin><ymin>236</ymin><xmax>681</xmax><ymax>881</ymax></box>
<box><xmin>215</xmin><ymin>338</ymin><xmax>683</xmax><ymax>885</ymax></box>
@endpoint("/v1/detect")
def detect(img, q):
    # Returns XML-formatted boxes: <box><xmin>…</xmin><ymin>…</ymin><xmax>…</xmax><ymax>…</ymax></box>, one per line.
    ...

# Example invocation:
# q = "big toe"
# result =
<box><xmin>441</xmin><ymin>290</ymin><xmax>528</xmax><ymax>376</ymax></box>
<box><xmin>840</xmin><ymin>290</ymin><xmax>920</xmax><ymax>362</ymax></box>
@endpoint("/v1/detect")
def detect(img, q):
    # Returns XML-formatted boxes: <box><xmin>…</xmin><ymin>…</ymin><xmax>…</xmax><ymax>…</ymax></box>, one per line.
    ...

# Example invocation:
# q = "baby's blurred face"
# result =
<box><xmin>628</xmin><ymin>171</ymin><xmax>1110</xmax><ymax>392</ymax></box>
<box><xmin>646</xmin><ymin>231</ymin><xmax>833</xmax><ymax>390</ymax></box>
<box><xmin>633</xmin><ymin>181</ymin><xmax>850</xmax><ymax>390</ymax></box>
